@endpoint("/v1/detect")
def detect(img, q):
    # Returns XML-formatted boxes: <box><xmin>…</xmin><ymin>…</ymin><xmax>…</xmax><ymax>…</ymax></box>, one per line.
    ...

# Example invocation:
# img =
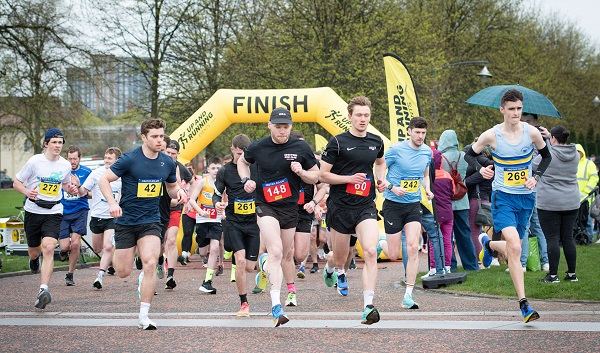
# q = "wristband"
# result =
<box><xmin>312</xmin><ymin>199</ymin><xmax>318</xmax><ymax>206</ymax></box>
<box><xmin>387</xmin><ymin>183</ymin><xmax>394</xmax><ymax>191</ymax></box>
<box><xmin>241</xmin><ymin>177</ymin><xmax>250</xmax><ymax>185</ymax></box>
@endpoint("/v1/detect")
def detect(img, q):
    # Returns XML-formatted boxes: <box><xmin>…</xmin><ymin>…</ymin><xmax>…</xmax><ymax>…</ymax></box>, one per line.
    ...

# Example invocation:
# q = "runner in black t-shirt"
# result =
<box><xmin>211</xmin><ymin>134</ymin><xmax>260</xmax><ymax>317</ymax></box>
<box><xmin>319</xmin><ymin>96</ymin><xmax>387</xmax><ymax>325</ymax></box>
<box><xmin>237</xmin><ymin>107</ymin><xmax>319</xmax><ymax>327</ymax></box>
<box><xmin>99</xmin><ymin>119</ymin><xmax>188</xmax><ymax>330</ymax></box>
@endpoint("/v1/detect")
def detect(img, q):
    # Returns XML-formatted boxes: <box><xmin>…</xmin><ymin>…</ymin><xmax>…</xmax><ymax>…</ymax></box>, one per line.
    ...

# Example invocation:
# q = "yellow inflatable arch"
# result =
<box><xmin>171</xmin><ymin>87</ymin><xmax>396</xmax><ymax>258</ymax></box>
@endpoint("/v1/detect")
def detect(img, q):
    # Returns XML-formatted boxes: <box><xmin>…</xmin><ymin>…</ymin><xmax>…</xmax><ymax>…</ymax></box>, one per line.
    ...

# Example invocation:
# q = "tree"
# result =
<box><xmin>0</xmin><ymin>0</ymin><xmax>84</xmax><ymax>154</ymax></box>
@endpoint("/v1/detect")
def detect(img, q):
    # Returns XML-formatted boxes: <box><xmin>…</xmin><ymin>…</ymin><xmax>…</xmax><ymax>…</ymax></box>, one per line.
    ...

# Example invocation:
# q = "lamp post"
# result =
<box><xmin>432</xmin><ymin>60</ymin><xmax>492</xmax><ymax>136</ymax></box>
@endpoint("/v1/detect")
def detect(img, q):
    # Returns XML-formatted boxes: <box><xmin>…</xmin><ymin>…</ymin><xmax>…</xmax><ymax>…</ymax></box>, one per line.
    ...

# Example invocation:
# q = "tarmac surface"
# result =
<box><xmin>1</xmin><ymin>252</ymin><xmax>599</xmax><ymax>352</ymax></box>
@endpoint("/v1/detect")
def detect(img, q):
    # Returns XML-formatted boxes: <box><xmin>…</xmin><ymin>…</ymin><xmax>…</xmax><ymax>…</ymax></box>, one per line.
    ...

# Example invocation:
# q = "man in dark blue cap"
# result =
<box><xmin>13</xmin><ymin>127</ymin><xmax>80</xmax><ymax>309</ymax></box>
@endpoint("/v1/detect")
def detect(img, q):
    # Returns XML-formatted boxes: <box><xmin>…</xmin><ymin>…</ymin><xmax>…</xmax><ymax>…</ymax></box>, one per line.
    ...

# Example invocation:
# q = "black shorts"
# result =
<box><xmin>381</xmin><ymin>200</ymin><xmax>422</xmax><ymax>234</ymax></box>
<box><xmin>296</xmin><ymin>210</ymin><xmax>314</xmax><ymax>233</ymax></box>
<box><xmin>326</xmin><ymin>202</ymin><xmax>378</xmax><ymax>235</ymax></box>
<box><xmin>59</xmin><ymin>209</ymin><xmax>88</xmax><ymax>239</ymax></box>
<box><xmin>24</xmin><ymin>211</ymin><xmax>62</xmax><ymax>248</ymax></box>
<box><xmin>195</xmin><ymin>222</ymin><xmax>222</xmax><ymax>248</ymax></box>
<box><xmin>114</xmin><ymin>223</ymin><xmax>162</xmax><ymax>249</ymax></box>
<box><xmin>89</xmin><ymin>217</ymin><xmax>115</xmax><ymax>234</ymax></box>
<box><xmin>256</xmin><ymin>202</ymin><xmax>298</xmax><ymax>230</ymax></box>
<box><xmin>223</xmin><ymin>221</ymin><xmax>260</xmax><ymax>261</ymax></box>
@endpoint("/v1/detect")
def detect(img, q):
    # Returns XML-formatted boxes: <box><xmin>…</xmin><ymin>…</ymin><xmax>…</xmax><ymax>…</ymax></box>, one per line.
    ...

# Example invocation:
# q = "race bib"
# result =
<box><xmin>137</xmin><ymin>179</ymin><xmax>162</xmax><ymax>198</ymax></box>
<box><xmin>346</xmin><ymin>178</ymin><xmax>372</xmax><ymax>197</ymax></box>
<box><xmin>298</xmin><ymin>189</ymin><xmax>305</xmax><ymax>205</ymax></box>
<box><xmin>400</xmin><ymin>178</ymin><xmax>420</xmax><ymax>193</ymax></box>
<box><xmin>39</xmin><ymin>181</ymin><xmax>60</xmax><ymax>197</ymax></box>
<box><xmin>234</xmin><ymin>198</ymin><xmax>255</xmax><ymax>215</ymax></box>
<box><xmin>321</xmin><ymin>214</ymin><xmax>327</xmax><ymax>228</ymax></box>
<box><xmin>262</xmin><ymin>179</ymin><xmax>292</xmax><ymax>203</ymax></box>
<box><xmin>200</xmin><ymin>204</ymin><xmax>218</xmax><ymax>219</ymax></box>
<box><xmin>504</xmin><ymin>168</ymin><xmax>527</xmax><ymax>187</ymax></box>
<box><xmin>63</xmin><ymin>190</ymin><xmax>80</xmax><ymax>201</ymax></box>
<box><xmin>101</xmin><ymin>190</ymin><xmax>120</xmax><ymax>203</ymax></box>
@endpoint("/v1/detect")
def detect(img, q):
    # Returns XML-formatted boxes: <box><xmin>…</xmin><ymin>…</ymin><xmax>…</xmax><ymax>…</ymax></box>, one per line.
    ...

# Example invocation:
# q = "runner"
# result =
<box><xmin>188</xmin><ymin>157</ymin><xmax>222</xmax><ymax>294</ymax></box>
<box><xmin>379</xmin><ymin>116</ymin><xmax>433</xmax><ymax>309</ymax></box>
<box><xmin>237</xmin><ymin>107</ymin><xmax>319</xmax><ymax>326</ymax></box>
<box><xmin>163</xmin><ymin>140</ymin><xmax>195</xmax><ymax>290</ymax></box>
<box><xmin>99</xmin><ymin>119</ymin><xmax>187</xmax><ymax>330</ymax></box>
<box><xmin>79</xmin><ymin>147</ymin><xmax>123</xmax><ymax>289</ymax></box>
<box><xmin>213</xmin><ymin>134</ymin><xmax>260</xmax><ymax>316</ymax></box>
<box><xmin>465</xmin><ymin>88</ymin><xmax>550</xmax><ymax>323</ymax></box>
<box><xmin>319</xmin><ymin>96</ymin><xmax>386</xmax><ymax>325</ymax></box>
<box><xmin>13</xmin><ymin>128</ymin><xmax>79</xmax><ymax>309</ymax></box>
<box><xmin>59</xmin><ymin>145</ymin><xmax>92</xmax><ymax>286</ymax></box>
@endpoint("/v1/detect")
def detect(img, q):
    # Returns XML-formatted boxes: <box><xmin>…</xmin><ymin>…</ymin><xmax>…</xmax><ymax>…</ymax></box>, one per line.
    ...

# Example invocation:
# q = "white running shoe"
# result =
<box><xmin>421</xmin><ymin>268</ymin><xmax>437</xmax><ymax>279</ymax></box>
<box><xmin>138</xmin><ymin>316</ymin><xmax>157</xmax><ymax>330</ymax></box>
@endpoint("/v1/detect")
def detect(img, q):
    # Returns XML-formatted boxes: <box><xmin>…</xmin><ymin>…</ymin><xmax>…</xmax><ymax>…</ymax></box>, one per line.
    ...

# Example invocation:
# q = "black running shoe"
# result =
<box><xmin>563</xmin><ymin>273</ymin><xmax>579</xmax><ymax>282</ymax></box>
<box><xmin>59</xmin><ymin>251</ymin><xmax>69</xmax><ymax>262</ymax></box>
<box><xmin>29</xmin><ymin>257</ymin><xmax>40</xmax><ymax>274</ymax></box>
<box><xmin>107</xmin><ymin>266</ymin><xmax>115</xmax><ymax>275</ymax></box>
<box><xmin>165</xmin><ymin>276</ymin><xmax>177</xmax><ymax>289</ymax></box>
<box><xmin>177</xmin><ymin>254</ymin><xmax>187</xmax><ymax>266</ymax></box>
<box><xmin>349</xmin><ymin>258</ymin><xmax>357</xmax><ymax>270</ymax></box>
<box><xmin>34</xmin><ymin>289</ymin><xmax>52</xmax><ymax>309</ymax></box>
<box><xmin>65</xmin><ymin>274</ymin><xmax>76</xmax><ymax>286</ymax></box>
<box><xmin>199</xmin><ymin>280</ymin><xmax>217</xmax><ymax>294</ymax></box>
<box><xmin>310</xmin><ymin>263</ymin><xmax>319</xmax><ymax>273</ymax></box>
<box><xmin>540</xmin><ymin>274</ymin><xmax>560</xmax><ymax>283</ymax></box>
<box><xmin>135</xmin><ymin>256</ymin><xmax>142</xmax><ymax>270</ymax></box>
<box><xmin>215</xmin><ymin>265</ymin><xmax>224</xmax><ymax>276</ymax></box>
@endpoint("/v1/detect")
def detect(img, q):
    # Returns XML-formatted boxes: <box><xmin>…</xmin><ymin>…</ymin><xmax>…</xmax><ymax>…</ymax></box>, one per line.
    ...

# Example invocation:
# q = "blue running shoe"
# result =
<box><xmin>361</xmin><ymin>305</ymin><xmax>380</xmax><ymax>325</ymax></box>
<box><xmin>259</xmin><ymin>253</ymin><xmax>268</xmax><ymax>272</ymax></box>
<box><xmin>323</xmin><ymin>268</ymin><xmax>337</xmax><ymax>287</ymax></box>
<box><xmin>337</xmin><ymin>273</ymin><xmax>348</xmax><ymax>296</ymax></box>
<box><xmin>401</xmin><ymin>294</ymin><xmax>419</xmax><ymax>309</ymax></box>
<box><xmin>478</xmin><ymin>233</ymin><xmax>493</xmax><ymax>268</ymax></box>
<box><xmin>271</xmin><ymin>304</ymin><xmax>289</xmax><ymax>327</ymax></box>
<box><xmin>521</xmin><ymin>303</ymin><xmax>540</xmax><ymax>323</ymax></box>
<box><xmin>376</xmin><ymin>240</ymin><xmax>383</xmax><ymax>259</ymax></box>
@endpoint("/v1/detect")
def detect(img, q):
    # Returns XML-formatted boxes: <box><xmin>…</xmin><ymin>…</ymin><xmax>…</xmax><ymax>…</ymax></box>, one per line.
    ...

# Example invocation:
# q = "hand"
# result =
<box><xmin>479</xmin><ymin>165</ymin><xmax>494</xmax><ymax>179</ymax></box>
<box><xmin>109</xmin><ymin>203</ymin><xmax>122</xmax><ymax>218</ymax></box>
<box><xmin>67</xmin><ymin>183</ymin><xmax>79</xmax><ymax>196</ymax></box>
<box><xmin>215</xmin><ymin>201</ymin><xmax>226</xmax><ymax>213</ymax></box>
<box><xmin>538</xmin><ymin>126</ymin><xmax>550</xmax><ymax>139</ymax></box>
<box><xmin>347</xmin><ymin>173</ymin><xmax>367</xmax><ymax>185</ymax></box>
<box><xmin>426</xmin><ymin>190</ymin><xmax>434</xmax><ymax>200</ymax></box>
<box><xmin>303</xmin><ymin>201</ymin><xmax>316</xmax><ymax>214</ymax></box>
<box><xmin>175</xmin><ymin>188</ymin><xmax>188</xmax><ymax>205</ymax></box>
<box><xmin>524</xmin><ymin>176</ymin><xmax>537</xmax><ymax>190</ymax></box>
<box><xmin>393</xmin><ymin>187</ymin><xmax>407</xmax><ymax>197</ymax></box>
<box><xmin>290</xmin><ymin>161</ymin><xmax>304</xmax><ymax>176</ymax></box>
<box><xmin>376</xmin><ymin>180</ymin><xmax>386</xmax><ymax>193</ymax></box>
<box><xmin>314</xmin><ymin>205</ymin><xmax>323</xmax><ymax>221</ymax></box>
<box><xmin>70</xmin><ymin>174</ymin><xmax>81</xmax><ymax>188</ymax></box>
<box><xmin>28</xmin><ymin>186</ymin><xmax>39</xmax><ymax>200</ymax></box>
<box><xmin>244</xmin><ymin>179</ymin><xmax>256</xmax><ymax>193</ymax></box>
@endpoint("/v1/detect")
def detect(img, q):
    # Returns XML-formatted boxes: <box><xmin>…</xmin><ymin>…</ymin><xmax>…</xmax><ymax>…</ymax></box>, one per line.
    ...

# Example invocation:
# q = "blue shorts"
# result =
<box><xmin>59</xmin><ymin>209</ymin><xmax>89</xmax><ymax>239</ymax></box>
<box><xmin>491</xmin><ymin>190</ymin><xmax>534</xmax><ymax>239</ymax></box>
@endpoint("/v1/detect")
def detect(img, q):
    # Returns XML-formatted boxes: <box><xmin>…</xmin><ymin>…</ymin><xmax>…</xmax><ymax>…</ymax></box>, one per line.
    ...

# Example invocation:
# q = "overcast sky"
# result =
<box><xmin>524</xmin><ymin>0</ymin><xmax>600</xmax><ymax>46</ymax></box>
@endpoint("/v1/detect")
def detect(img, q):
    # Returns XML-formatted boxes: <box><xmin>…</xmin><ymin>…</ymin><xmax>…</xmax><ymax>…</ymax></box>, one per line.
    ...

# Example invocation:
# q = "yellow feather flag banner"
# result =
<box><xmin>314</xmin><ymin>133</ymin><xmax>328</xmax><ymax>152</ymax></box>
<box><xmin>383</xmin><ymin>53</ymin><xmax>420</xmax><ymax>143</ymax></box>
<box><xmin>383</xmin><ymin>53</ymin><xmax>432</xmax><ymax>214</ymax></box>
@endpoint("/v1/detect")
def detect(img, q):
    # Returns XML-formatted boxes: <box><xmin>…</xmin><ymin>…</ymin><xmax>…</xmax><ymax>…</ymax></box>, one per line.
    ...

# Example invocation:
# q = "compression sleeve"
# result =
<box><xmin>464</xmin><ymin>146</ymin><xmax>484</xmax><ymax>174</ymax></box>
<box><xmin>533</xmin><ymin>145</ymin><xmax>552</xmax><ymax>177</ymax></box>
<box><xmin>212</xmin><ymin>168</ymin><xmax>225</xmax><ymax>205</ymax></box>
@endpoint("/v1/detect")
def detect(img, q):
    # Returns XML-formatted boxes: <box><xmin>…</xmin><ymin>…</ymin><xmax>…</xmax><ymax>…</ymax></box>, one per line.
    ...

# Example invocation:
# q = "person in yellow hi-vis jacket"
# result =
<box><xmin>575</xmin><ymin>144</ymin><xmax>598</xmax><ymax>243</ymax></box>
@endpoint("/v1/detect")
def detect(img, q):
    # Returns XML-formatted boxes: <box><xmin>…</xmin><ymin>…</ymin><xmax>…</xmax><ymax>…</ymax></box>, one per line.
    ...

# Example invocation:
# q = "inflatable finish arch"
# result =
<box><xmin>171</xmin><ymin>87</ymin><xmax>390</xmax><ymax>164</ymax></box>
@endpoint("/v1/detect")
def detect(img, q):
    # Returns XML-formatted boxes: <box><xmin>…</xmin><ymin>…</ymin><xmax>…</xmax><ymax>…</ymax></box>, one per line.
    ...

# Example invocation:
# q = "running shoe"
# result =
<box><xmin>251</xmin><ymin>285</ymin><xmax>263</xmax><ymax>294</ymax></box>
<box><xmin>34</xmin><ymin>288</ymin><xmax>52</xmax><ymax>309</ymax></box>
<box><xmin>521</xmin><ymin>302</ymin><xmax>540</xmax><ymax>323</ymax></box>
<box><xmin>420</xmin><ymin>268</ymin><xmax>437</xmax><ymax>279</ymax></box>
<box><xmin>199</xmin><ymin>280</ymin><xmax>217</xmax><ymax>294</ymax></box>
<box><xmin>259</xmin><ymin>253</ymin><xmax>268</xmax><ymax>272</ymax></box>
<box><xmin>165</xmin><ymin>276</ymin><xmax>177</xmax><ymax>289</ymax></box>
<box><xmin>59</xmin><ymin>250</ymin><xmax>69</xmax><ymax>262</ymax></box>
<box><xmin>563</xmin><ymin>273</ymin><xmax>579</xmax><ymax>282</ymax></box>
<box><xmin>478</xmin><ymin>233</ymin><xmax>493</xmax><ymax>268</ymax></box>
<box><xmin>349</xmin><ymin>258</ymin><xmax>357</xmax><ymax>270</ymax></box>
<box><xmin>107</xmin><ymin>265</ymin><xmax>116</xmax><ymax>275</ymax></box>
<box><xmin>317</xmin><ymin>248</ymin><xmax>325</xmax><ymax>259</ymax></box>
<box><xmin>202</xmin><ymin>256</ymin><xmax>208</xmax><ymax>266</ymax></box>
<box><xmin>361</xmin><ymin>305</ymin><xmax>380</xmax><ymax>325</ymax></box>
<box><xmin>337</xmin><ymin>273</ymin><xmax>348</xmax><ymax>296</ymax></box>
<box><xmin>323</xmin><ymin>269</ymin><xmax>337</xmax><ymax>287</ymax></box>
<box><xmin>137</xmin><ymin>271</ymin><xmax>144</xmax><ymax>299</ymax></box>
<box><xmin>65</xmin><ymin>273</ymin><xmax>76</xmax><ymax>286</ymax></box>
<box><xmin>285</xmin><ymin>292</ymin><xmax>297</xmax><ymax>307</ymax></box>
<box><xmin>223</xmin><ymin>250</ymin><xmax>233</xmax><ymax>260</ymax></box>
<box><xmin>215</xmin><ymin>265</ymin><xmax>224</xmax><ymax>276</ymax></box>
<box><xmin>376</xmin><ymin>240</ymin><xmax>383</xmax><ymax>259</ymax></box>
<box><xmin>138</xmin><ymin>316</ymin><xmax>157</xmax><ymax>330</ymax></box>
<box><xmin>296</xmin><ymin>265</ymin><xmax>305</xmax><ymax>279</ymax></box>
<box><xmin>177</xmin><ymin>254</ymin><xmax>187</xmax><ymax>266</ymax></box>
<box><xmin>156</xmin><ymin>263</ymin><xmax>165</xmax><ymax>279</ymax></box>
<box><xmin>29</xmin><ymin>256</ymin><xmax>40</xmax><ymax>274</ymax></box>
<box><xmin>255</xmin><ymin>270</ymin><xmax>268</xmax><ymax>291</ymax></box>
<box><xmin>230</xmin><ymin>264</ymin><xmax>237</xmax><ymax>283</ymax></box>
<box><xmin>401</xmin><ymin>294</ymin><xmax>419</xmax><ymax>309</ymax></box>
<box><xmin>271</xmin><ymin>304</ymin><xmax>289</xmax><ymax>327</ymax></box>
<box><xmin>135</xmin><ymin>256</ymin><xmax>142</xmax><ymax>270</ymax></box>
<box><xmin>310</xmin><ymin>263</ymin><xmax>319</xmax><ymax>273</ymax></box>
<box><xmin>540</xmin><ymin>274</ymin><xmax>559</xmax><ymax>283</ymax></box>
<box><xmin>237</xmin><ymin>302</ymin><xmax>250</xmax><ymax>317</ymax></box>
<box><xmin>93</xmin><ymin>276</ymin><xmax>103</xmax><ymax>289</ymax></box>
<box><xmin>490</xmin><ymin>258</ymin><xmax>500</xmax><ymax>267</ymax></box>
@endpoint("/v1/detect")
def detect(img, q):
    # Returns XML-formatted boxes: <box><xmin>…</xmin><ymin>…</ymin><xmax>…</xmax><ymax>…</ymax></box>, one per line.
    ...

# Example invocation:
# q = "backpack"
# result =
<box><xmin>442</xmin><ymin>153</ymin><xmax>468</xmax><ymax>200</ymax></box>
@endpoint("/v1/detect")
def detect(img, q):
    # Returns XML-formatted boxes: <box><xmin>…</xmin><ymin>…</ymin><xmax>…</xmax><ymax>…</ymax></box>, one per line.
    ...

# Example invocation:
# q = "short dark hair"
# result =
<box><xmin>66</xmin><ymin>145</ymin><xmax>82</xmax><ymax>157</ymax></box>
<box><xmin>501</xmin><ymin>89</ymin><xmax>524</xmax><ymax>107</ymax></box>
<box><xmin>207</xmin><ymin>156</ymin><xmax>222</xmax><ymax>165</ymax></box>
<box><xmin>163</xmin><ymin>135</ymin><xmax>171</xmax><ymax>146</ymax></box>
<box><xmin>408</xmin><ymin>116</ymin><xmax>427</xmax><ymax>129</ymax></box>
<box><xmin>232</xmin><ymin>134</ymin><xmax>251</xmax><ymax>150</ymax></box>
<box><xmin>141</xmin><ymin>118</ymin><xmax>166</xmax><ymax>136</ymax></box>
<box><xmin>290</xmin><ymin>130</ymin><xmax>305</xmax><ymax>139</ymax></box>
<box><xmin>550</xmin><ymin>125</ymin><xmax>570</xmax><ymax>144</ymax></box>
<box><xmin>105</xmin><ymin>147</ymin><xmax>122</xmax><ymax>158</ymax></box>
<box><xmin>347</xmin><ymin>96</ymin><xmax>371</xmax><ymax>115</ymax></box>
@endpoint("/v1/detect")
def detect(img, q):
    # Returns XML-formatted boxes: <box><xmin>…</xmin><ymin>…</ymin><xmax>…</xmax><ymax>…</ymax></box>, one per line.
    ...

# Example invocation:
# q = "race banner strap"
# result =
<box><xmin>314</xmin><ymin>133</ymin><xmax>328</xmax><ymax>153</ymax></box>
<box><xmin>383</xmin><ymin>53</ymin><xmax>421</xmax><ymax>143</ymax></box>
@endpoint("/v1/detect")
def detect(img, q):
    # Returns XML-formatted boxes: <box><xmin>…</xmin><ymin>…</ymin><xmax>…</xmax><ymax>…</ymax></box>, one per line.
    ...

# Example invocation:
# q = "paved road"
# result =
<box><xmin>1</xmin><ymin>253</ymin><xmax>598</xmax><ymax>352</ymax></box>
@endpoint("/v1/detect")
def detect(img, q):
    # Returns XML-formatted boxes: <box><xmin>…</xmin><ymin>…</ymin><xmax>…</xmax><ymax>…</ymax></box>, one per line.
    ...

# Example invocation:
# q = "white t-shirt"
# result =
<box><xmin>82</xmin><ymin>166</ymin><xmax>122</xmax><ymax>219</ymax></box>
<box><xmin>16</xmin><ymin>154</ymin><xmax>71</xmax><ymax>214</ymax></box>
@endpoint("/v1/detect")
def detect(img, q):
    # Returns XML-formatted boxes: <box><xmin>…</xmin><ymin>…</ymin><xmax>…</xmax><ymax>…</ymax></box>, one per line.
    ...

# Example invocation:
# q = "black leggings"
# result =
<box><xmin>537</xmin><ymin>208</ymin><xmax>578</xmax><ymax>276</ymax></box>
<box><xmin>181</xmin><ymin>213</ymin><xmax>196</xmax><ymax>253</ymax></box>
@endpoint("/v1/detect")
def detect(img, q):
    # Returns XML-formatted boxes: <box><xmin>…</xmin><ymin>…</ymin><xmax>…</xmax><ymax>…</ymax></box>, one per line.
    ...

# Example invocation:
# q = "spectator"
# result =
<box><xmin>575</xmin><ymin>144</ymin><xmax>598</xmax><ymax>243</ymax></box>
<box><xmin>431</xmin><ymin>149</ymin><xmax>455</xmax><ymax>274</ymax></box>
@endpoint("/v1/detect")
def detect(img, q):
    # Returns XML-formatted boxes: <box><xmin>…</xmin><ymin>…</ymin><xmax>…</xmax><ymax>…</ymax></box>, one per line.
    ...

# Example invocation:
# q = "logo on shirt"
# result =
<box><xmin>369</xmin><ymin>146</ymin><xmax>377</xmax><ymax>150</ymax></box>
<box><xmin>284</xmin><ymin>153</ymin><xmax>297</xmax><ymax>161</ymax></box>
<box><xmin>347</xmin><ymin>147</ymin><xmax>356</xmax><ymax>151</ymax></box>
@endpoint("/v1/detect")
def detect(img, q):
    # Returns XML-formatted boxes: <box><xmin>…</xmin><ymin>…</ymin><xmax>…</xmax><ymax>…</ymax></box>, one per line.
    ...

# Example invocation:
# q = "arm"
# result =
<box><xmin>303</xmin><ymin>183</ymin><xmax>328</xmax><ymax>214</ymax></box>
<box><xmin>319</xmin><ymin>160</ymin><xmax>367</xmax><ymax>185</ymax></box>
<box><xmin>212</xmin><ymin>168</ymin><xmax>227</xmax><ymax>213</ymax></box>
<box><xmin>187</xmin><ymin>177</ymin><xmax>208</xmax><ymax>216</ymax></box>
<box><xmin>13</xmin><ymin>178</ymin><xmax>37</xmax><ymax>200</ymax></box>
<box><xmin>166</xmin><ymin>180</ymin><xmax>187</xmax><ymax>205</ymax></box>
<box><xmin>237</xmin><ymin>154</ymin><xmax>256</xmax><ymax>193</ymax></box>
<box><xmin>374</xmin><ymin>156</ymin><xmax>387</xmax><ymax>193</ymax></box>
<box><xmin>464</xmin><ymin>129</ymin><xmax>495</xmax><ymax>179</ymax></box>
<box><xmin>422</xmin><ymin>166</ymin><xmax>433</xmax><ymax>200</ymax></box>
<box><xmin>528</xmin><ymin>127</ymin><xmax>552</xmax><ymax>190</ymax></box>
<box><xmin>291</xmin><ymin>161</ymin><xmax>319</xmax><ymax>184</ymax></box>
<box><xmin>99</xmin><ymin>169</ymin><xmax>122</xmax><ymax>218</ymax></box>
